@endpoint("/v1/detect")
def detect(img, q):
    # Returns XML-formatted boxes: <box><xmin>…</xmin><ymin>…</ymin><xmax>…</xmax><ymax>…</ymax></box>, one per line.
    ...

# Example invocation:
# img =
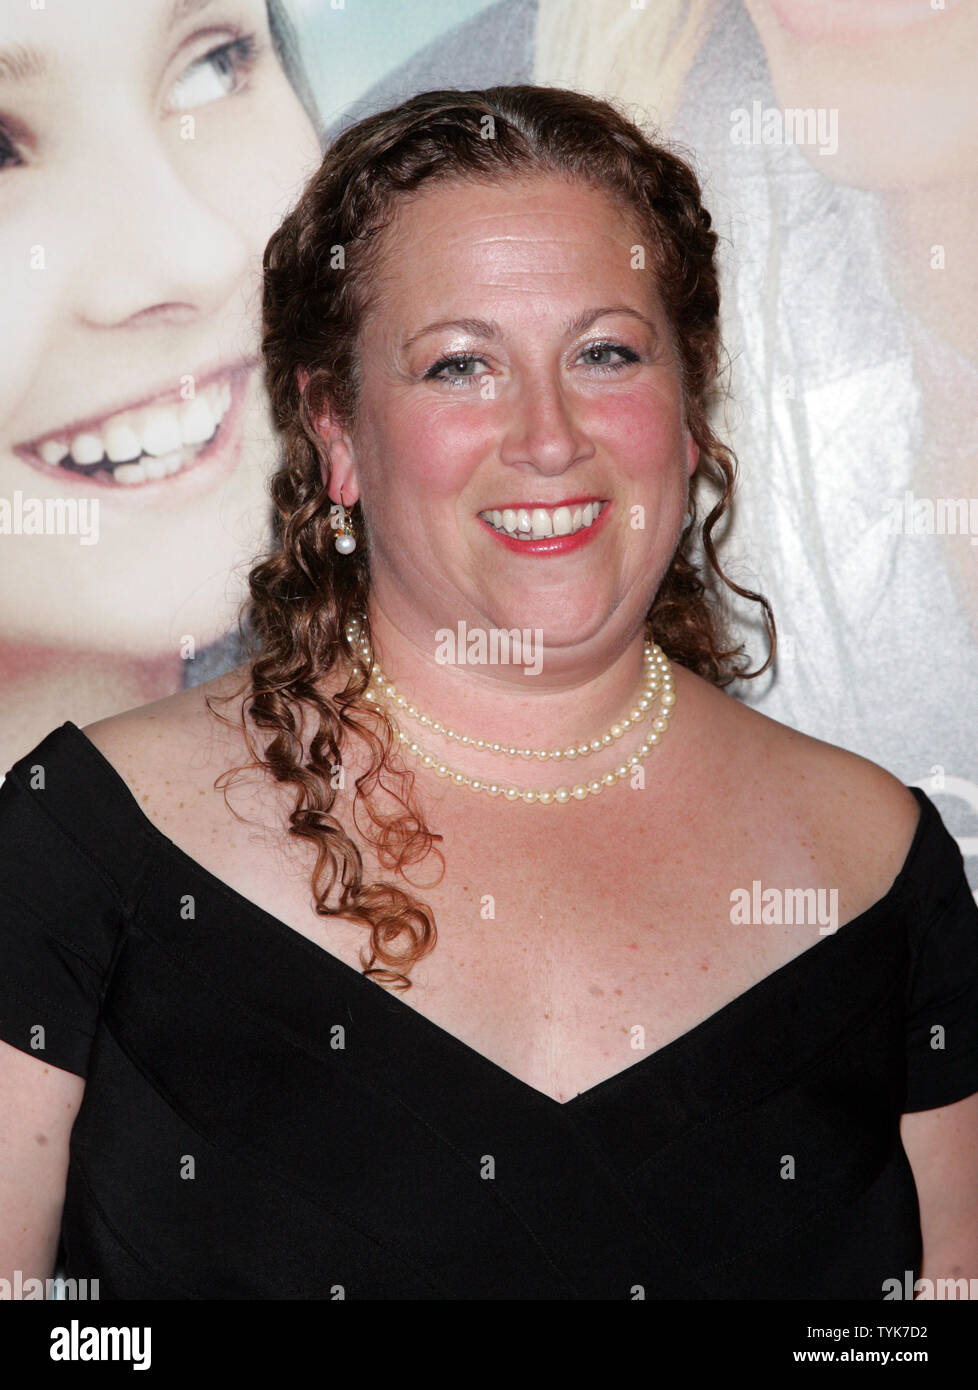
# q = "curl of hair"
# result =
<box><xmin>209</xmin><ymin>85</ymin><xmax>775</xmax><ymax>991</ymax></box>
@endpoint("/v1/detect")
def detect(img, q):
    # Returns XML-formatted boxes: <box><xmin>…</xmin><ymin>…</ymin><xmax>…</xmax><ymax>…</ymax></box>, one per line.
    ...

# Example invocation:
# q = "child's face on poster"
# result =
<box><xmin>0</xmin><ymin>0</ymin><xmax>321</xmax><ymax>656</ymax></box>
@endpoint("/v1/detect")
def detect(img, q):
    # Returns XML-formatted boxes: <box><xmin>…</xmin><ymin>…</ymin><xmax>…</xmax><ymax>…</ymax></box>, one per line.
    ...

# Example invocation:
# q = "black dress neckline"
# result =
<box><xmin>62</xmin><ymin>720</ymin><xmax>927</xmax><ymax>1110</ymax></box>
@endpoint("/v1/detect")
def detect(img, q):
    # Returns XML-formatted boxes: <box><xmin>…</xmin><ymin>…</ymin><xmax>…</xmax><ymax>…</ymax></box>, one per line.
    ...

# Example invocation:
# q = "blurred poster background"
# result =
<box><xmin>2</xmin><ymin>0</ymin><xmax>975</xmax><ymax>891</ymax></box>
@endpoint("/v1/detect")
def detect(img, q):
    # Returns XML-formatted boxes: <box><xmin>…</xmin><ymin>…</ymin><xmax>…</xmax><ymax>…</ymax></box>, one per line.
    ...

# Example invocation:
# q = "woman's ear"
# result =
<box><xmin>325</xmin><ymin>440</ymin><xmax>361</xmax><ymax>509</ymax></box>
<box><xmin>685</xmin><ymin>430</ymin><xmax>699</xmax><ymax>477</ymax></box>
<box><xmin>296</xmin><ymin>368</ymin><xmax>360</xmax><ymax>506</ymax></box>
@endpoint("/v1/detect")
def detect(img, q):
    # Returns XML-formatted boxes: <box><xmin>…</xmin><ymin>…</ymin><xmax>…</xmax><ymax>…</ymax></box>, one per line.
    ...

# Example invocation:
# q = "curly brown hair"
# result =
<box><xmin>208</xmin><ymin>85</ymin><xmax>775</xmax><ymax>992</ymax></box>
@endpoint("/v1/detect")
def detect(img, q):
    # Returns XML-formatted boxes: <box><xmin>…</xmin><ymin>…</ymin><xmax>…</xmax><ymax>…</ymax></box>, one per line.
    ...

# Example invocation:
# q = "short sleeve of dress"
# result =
<box><xmin>902</xmin><ymin>788</ymin><xmax>978</xmax><ymax>1113</ymax></box>
<box><xmin>0</xmin><ymin>725</ymin><xmax>142</xmax><ymax>1078</ymax></box>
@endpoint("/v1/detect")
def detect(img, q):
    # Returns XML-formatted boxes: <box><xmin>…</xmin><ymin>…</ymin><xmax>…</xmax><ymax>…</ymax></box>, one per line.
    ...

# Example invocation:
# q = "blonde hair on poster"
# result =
<box><xmin>534</xmin><ymin>0</ymin><xmax>720</xmax><ymax>123</ymax></box>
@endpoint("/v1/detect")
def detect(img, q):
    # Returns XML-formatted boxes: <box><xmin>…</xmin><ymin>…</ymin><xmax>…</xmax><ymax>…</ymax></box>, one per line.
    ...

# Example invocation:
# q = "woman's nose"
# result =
<box><xmin>68</xmin><ymin>114</ymin><xmax>252</xmax><ymax>329</ymax></box>
<box><xmin>497</xmin><ymin>369</ymin><xmax>593</xmax><ymax>474</ymax></box>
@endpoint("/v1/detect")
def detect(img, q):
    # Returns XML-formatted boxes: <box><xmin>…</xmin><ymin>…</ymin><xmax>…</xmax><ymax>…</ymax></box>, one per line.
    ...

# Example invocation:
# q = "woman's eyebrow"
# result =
<box><xmin>0</xmin><ymin>1</ymin><xmax>220</xmax><ymax>88</ymax></box>
<box><xmin>402</xmin><ymin>317</ymin><xmax>498</xmax><ymax>350</ymax></box>
<box><xmin>0</xmin><ymin>43</ymin><xmax>49</xmax><ymax>86</ymax></box>
<box><xmin>164</xmin><ymin>0</ymin><xmax>222</xmax><ymax>34</ymax></box>
<box><xmin>402</xmin><ymin>305</ymin><xmax>660</xmax><ymax>351</ymax></box>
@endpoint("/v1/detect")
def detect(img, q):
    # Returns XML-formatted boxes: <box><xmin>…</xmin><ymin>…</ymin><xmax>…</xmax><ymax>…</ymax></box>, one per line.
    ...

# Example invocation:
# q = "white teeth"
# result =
<box><xmin>114</xmin><ymin>461</ymin><xmax>148</xmax><ymax>486</ymax></box>
<box><xmin>141</xmin><ymin>410</ymin><xmax>184</xmax><ymax>458</ymax></box>
<box><xmin>69</xmin><ymin>432</ymin><xmax>104</xmax><ymax>466</ymax></box>
<box><xmin>482</xmin><ymin>501</ymin><xmax>605</xmax><ymax>541</ymax></box>
<box><xmin>38</xmin><ymin>438</ymin><xmax>70</xmax><ymax>466</ymax></box>
<box><xmin>32</xmin><ymin>377</ymin><xmax>232</xmax><ymax>479</ymax></box>
<box><xmin>180</xmin><ymin>396</ymin><xmax>216</xmax><ymax>446</ymax></box>
<box><xmin>104</xmin><ymin>422</ymin><xmax>142</xmax><ymax>463</ymax></box>
<box><xmin>114</xmin><ymin>452</ymin><xmax>181</xmax><ymax>485</ymax></box>
<box><xmin>144</xmin><ymin>454</ymin><xmax>172</xmax><ymax>480</ymax></box>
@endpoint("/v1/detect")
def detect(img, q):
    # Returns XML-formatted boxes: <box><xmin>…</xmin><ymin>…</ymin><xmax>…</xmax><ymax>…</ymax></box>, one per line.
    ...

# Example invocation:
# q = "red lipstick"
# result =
<box><xmin>479</xmin><ymin>501</ymin><xmax>611</xmax><ymax>555</ymax></box>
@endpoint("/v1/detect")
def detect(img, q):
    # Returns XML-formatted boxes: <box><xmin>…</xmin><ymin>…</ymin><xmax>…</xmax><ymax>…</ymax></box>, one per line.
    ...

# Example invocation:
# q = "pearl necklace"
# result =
<box><xmin>349</xmin><ymin>629</ymin><xmax>676</xmax><ymax>804</ymax></box>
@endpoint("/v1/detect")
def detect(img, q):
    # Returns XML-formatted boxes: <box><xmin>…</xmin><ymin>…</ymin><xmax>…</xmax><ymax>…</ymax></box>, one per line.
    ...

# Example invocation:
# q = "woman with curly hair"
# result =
<box><xmin>1</xmin><ymin>86</ymin><xmax>976</xmax><ymax>1301</ymax></box>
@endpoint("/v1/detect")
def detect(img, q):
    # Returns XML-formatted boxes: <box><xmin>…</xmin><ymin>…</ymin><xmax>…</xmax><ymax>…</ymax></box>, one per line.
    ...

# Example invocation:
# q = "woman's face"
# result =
<box><xmin>332</xmin><ymin>174</ymin><xmax>698</xmax><ymax>658</ymax></box>
<box><xmin>743</xmin><ymin>0</ymin><xmax>977</xmax><ymax>189</ymax></box>
<box><xmin>0</xmin><ymin>0</ymin><xmax>321</xmax><ymax>657</ymax></box>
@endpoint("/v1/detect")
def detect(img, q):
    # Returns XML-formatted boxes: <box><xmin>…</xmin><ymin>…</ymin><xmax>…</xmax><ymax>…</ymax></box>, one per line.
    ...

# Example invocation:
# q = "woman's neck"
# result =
<box><xmin>344</xmin><ymin>599</ymin><xmax>678</xmax><ymax>791</ymax></box>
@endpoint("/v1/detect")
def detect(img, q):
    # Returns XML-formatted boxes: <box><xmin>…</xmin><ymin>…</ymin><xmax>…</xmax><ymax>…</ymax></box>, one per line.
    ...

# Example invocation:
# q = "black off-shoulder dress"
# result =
<box><xmin>1</xmin><ymin>723</ymin><xmax>977</xmax><ymax>1300</ymax></box>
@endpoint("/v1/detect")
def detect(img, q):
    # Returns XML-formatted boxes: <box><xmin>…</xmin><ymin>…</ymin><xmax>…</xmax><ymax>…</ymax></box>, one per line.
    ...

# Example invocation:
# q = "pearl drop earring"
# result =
<box><xmin>329</xmin><ymin>501</ymin><xmax>357</xmax><ymax>555</ymax></box>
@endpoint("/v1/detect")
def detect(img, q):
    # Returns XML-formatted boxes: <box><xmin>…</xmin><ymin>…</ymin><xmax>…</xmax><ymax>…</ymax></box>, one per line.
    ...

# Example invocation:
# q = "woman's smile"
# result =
<box><xmin>13</xmin><ymin>360</ymin><xmax>258</xmax><ymax>494</ymax></box>
<box><xmin>477</xmin><ymin>498</ymin><xmax>610</xmax><ymax>553</ymax></box>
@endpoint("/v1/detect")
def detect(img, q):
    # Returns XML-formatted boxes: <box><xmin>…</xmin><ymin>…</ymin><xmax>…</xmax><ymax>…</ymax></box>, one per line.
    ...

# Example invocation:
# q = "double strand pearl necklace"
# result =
<box><xmin>351</xmin><ymin>630</ymin><xmax>676</xmax><ymax>805</ymax></box>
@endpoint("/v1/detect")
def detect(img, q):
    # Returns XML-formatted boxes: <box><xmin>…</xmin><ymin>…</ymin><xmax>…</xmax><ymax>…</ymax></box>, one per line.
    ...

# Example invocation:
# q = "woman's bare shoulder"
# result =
<box><xmin>79</xmin><ymin>666</ymin><xmax>254</xmax><ymax>818</ymax></box>
<box><xmin>676</xmin><ymin>665</ymin><xmax>922</xmax><ymax>900</ymax></box>
<box><xmin>82</xmin><ymin>665</ymin><xmax>249</xmax><ymax>750</ymax></box>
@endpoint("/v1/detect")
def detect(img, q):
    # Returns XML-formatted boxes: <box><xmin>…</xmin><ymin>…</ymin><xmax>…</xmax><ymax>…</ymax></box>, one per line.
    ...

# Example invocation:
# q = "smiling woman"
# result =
<box><xmin>0</xmin><ymin>85</ymin><xmax>976</xmax><ymax>1302</ymax></box>
<box><xmin>0</xmin><ymin>0</ymin><xmax>323</xmax><ymax>768</ymax></box>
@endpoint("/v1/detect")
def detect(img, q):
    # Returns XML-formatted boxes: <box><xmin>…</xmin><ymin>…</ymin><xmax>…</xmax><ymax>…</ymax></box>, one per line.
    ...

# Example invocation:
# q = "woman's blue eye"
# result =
<box><xmin>425</xmin><ymin>355</ymin><xmax>485</xmax><ymax>384</ymax></box>
<box><xmin>581</xmin><ymin>343</ymin><xmax>640</xmax><ymax>369</ymax></box>
<box><xmin>423</xmin><ymin>342</ymin><xmax>639</xmax><ymax>386</ymax></box>
<box><xmin>169</xmin><ymin>34</ymin><xmax>261</xmax><ymax>112</ymax></box>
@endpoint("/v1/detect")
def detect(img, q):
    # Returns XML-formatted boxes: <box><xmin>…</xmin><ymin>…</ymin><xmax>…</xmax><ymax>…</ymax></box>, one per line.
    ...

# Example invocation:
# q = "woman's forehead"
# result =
<box><xmin>364</xmin><ymin>176</ymin><xmax>662</xmax><ymax>322</ymax></box>
<box><xmin>383</xmin><ymin>173</ymin><xmax>643</xmax><ymax>240</ymax></box>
